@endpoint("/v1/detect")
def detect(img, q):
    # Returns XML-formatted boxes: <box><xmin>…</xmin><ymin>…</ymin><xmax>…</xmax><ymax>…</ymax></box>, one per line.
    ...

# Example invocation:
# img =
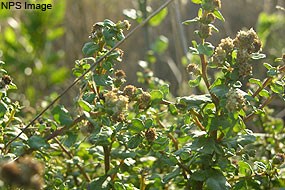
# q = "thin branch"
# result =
<box><xmin>45</xmin><ymin>115</ymin><xmax>86</xmax><ymax>141</ymax></box>
<box><xmin>199</xmin><ymin>54</ymin><xmax>219</xmax><ymax>105</ymax></box>
<box><xmin>103</xmin><ymin>145</ymin><xmax>110</xmax><ymax>174</ymax></box>
<box><xmin>54</xmin><ymin>138</ymin><xmax>91</xmax><ymax>182</ymax></box>
<box><xmin>4</xmin><ymin>0</ymin><xmax>175</xmax><ymax>149</ymax></box>
<box><xmin>252</xmin><ymin>77</ymin><xmax>273</xmax><ymax>98</ymax></box>
<box><xmin>244</xmin><ymin>95</ymin><xmax>275</xmax><ymax>122</ymax></box>
<box><xmin>158</xmin><ymin>120</ymin><xmax>179</xmax><ymax>150</ymax></box>
<box><xmin>252</xmin><ymin>64</ymin><xmax>285</xmax><ymax>98</ymax></box>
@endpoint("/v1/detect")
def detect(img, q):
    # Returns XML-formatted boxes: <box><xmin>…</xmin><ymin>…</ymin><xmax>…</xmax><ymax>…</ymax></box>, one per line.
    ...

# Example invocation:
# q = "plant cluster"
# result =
<box><xmin>0</xmin><ymin>0</ymin><xmax>285</xmax><ymax>189</ymax></box>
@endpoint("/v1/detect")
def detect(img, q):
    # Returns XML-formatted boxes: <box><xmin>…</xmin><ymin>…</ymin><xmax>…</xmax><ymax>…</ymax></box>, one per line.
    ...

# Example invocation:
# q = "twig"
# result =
<box><xmin>103</xmin><ymin>145</ymin><xmax>110</xmax><ymax>174</ymax></box>
<box><xmin>4</xmin><ymin>0</ymin><xmax>175</xmax><ymax>149</ymax></box>
<box><xmin>54</xmin><ymin>138</ymin><xmax>91</xmax><ymax>182</ymax></box>
<box><xmin>244</xmin><ymin>95</ymin><xmax>275</xmax><ymax>122</ymax></box>
<box><xmin>158</xmin><ymin>120</ymin><xmax>179</xmax><ymax>150</ymax></box>
<box><xmin>199</xmin><ymin>54</ymin><xmax>219</xmax><ymax>105</ymax></box>
<box><xmin>45</xmin><ymin>115</ymin><xmax>86</xmax><ymax>141</ymax></box>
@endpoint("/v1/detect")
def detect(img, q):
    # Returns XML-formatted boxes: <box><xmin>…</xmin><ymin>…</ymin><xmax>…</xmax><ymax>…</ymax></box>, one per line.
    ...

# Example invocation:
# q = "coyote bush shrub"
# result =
<box><xmin>1</xmin><ymin>0</ymin><xmax>285</xmax><ymax>189</ymax></box>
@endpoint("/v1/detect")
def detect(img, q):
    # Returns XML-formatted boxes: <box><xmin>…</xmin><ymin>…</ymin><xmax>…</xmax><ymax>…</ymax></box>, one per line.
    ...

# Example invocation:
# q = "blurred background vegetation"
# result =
<box><xmin>0</xmin><ymin>0</ymin><xmax>284</xmax><ymax>114</ymax></box>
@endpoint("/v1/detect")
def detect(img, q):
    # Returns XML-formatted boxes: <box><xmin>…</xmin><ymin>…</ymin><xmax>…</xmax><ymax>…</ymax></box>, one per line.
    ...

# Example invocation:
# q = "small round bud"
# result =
<box><xmin>145</xmin><ymin>128</ymin><xmax>157</xmax><ymax>142</ymax></box>
<box><xmin>115</xmin><ymin>70</ymin><xmax>126</xmax><ymax>79</ymax></box>
<box><xmin>206</xmin><ymin>13</ymin><xmax>216</xmax><ymax>23</ymax></box>
<box><xmin>123</xmin><ymin>85</ymin><xmax>137</xmax><ymax>99</ymax></box>
<box><xmin>186</xmin><ymin>64</ymin><xmax>200</xmax><ymax>75</ymax></box>
<box><xmin>213</xmin><ymin>0</ymin><xmax>221</xmax><ymax>9</ymax></box>
<box><xmin>138</xmin><ymin>91</ymin><xmax>151</xmax><ymax>109</ymax></box>
<box><xmin>116</xmin><ymin>20</ymin><xmax>131</xmax><ymax>30</ymax></box>
<box><xmin>2</xmin><ymin>75</ymin><xmax>12</xmax><ymax>85</ymax></box>
<box><xmin>90</xmin><ymin>23</ymin><xmax>103</xmax><ymax>39</ymax></box>
<box><xmin>199</xmin><ymin>24</ymin><xmax>212</xmax><ymax>39</ymax></box>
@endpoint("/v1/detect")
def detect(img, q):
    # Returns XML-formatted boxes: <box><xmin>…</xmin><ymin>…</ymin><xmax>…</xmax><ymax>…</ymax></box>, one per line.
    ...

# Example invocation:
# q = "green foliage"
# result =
<box><xmin>0</xmin><ymin>0</ymin><xmax>67</xmax><ymax>105</ymax></box>
<box><xmin>1</xmin><ymin>1</ymin><xmax>285</xmax><ymax>190</ymax></box>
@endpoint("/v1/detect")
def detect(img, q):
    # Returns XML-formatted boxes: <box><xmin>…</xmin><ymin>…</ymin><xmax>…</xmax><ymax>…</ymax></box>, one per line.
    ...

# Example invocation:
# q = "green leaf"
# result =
<box><xmin>78</xmin><ymin>99</ymin><xmax>93</xmax><ymax>112</ymax></box>
<box><xmin>128</xmin><ymin>135</ymin><xmax>143</xmax><ymax>149</ymax></box>
<box><xmin>267</xmin><ymin>68</ymin><xmax>278</xmax><ymax>77</ymax></box>
<box><xmin>93</xmin><ymin>74</ymin><xmax>113</xmax><ymax>86</ymax></box>
<box><xmin>213</xmin><ymin>10</ymin><xmax>225</xmax><ymax>21</ymax></box>
<box><xmin>251</xmin><ymin>53</ymin><xmax>266</xmax><ymax>60</ymax></box>
<box><xmin>129</xmin><ymin>118</ymin><xmax>144</xmax><ymax>133</ymax></box>
<box><xmin>237</xmin><ymin>134</ymin><xmax>256</xmax><ymax>146</ymax></box>
<box><xmin>104</xmin><ymin>19</ymin><xmax>115</xmax><ymax>27</ymax></box>
<box><xmin>188</xmin><ymin>76</ymin><xmax>202</xmax><ymax>87</ymax></box>
<box><xmin>0</xmin><ymin>101</ymin><xmax>7</xmax><ymax>117</ymax></box>
<box><xmin>64</xmin><ymin>132</ymin><xmax>78</xmax><ymax>148</ymax></box>
<box><xmin>177</xmin><ymin>94</ymin><xmax>212</xmax><ymax>109</ymax></box>
<box><xmin>89</xmin><ymin>126</ymin><xmax>112</xmax><ymax>146</ymax></box>
<box><xmin>191</xmin><ymin>170</ymin><xmax>207</xmax><ymax>181</ymax></box>
<box><xmin>149</xmin><ymin>8</ymin><xmax>168</xmax><ymax>26</ymax></box>
<box><xmin>162</xmin><ymin>167</ymin><xmax>180</xmax><ymax>183</ymax></box>
<box><xmin>145</xmin><ymin>118</ymin><xmax>153</xmax><ymax>129</ymax></box>
<box><xmin>259</xmin><ymin>89</ymin><xmax>270</xmax><ymax>98</ymax></box>
<box><xmin>238</xmin><ymin>161</ymin><xmax>253</xmax><ymax>176</ymax></box>
<box><xmin>168</xmin><ymin>104</ymin><xmax>178</xmax><ymax>115</ymax></box>
<box><xmin>270</xmin><ymin>82</ymin><xmax>284</xmax><ymax>94</ymax></box>
<box><xmin>263</xmin><ymin>62</ymin><xmax>272</xmax><ymax>70</ymax></box>
<box><xmin>113</xmin><ymin>182</ymin><xmax>126</xmax><ymax>190</ymax></box>
<box><xmin>191</xmin><ymin>0</ymin><xmax>202</xmax><ymax>4</ymax></box>
<box><xmin>189</xmin><ymin>47</ymin><xmax>199</xmax><ymax>54</ymax></box>
<box><xmin>52</xmin><ymin>105</ymin><xmax>73</xmax><ymax>127</ymax></box>
<box><xmin>82</xmin><ymin>42</ymin><xmax>99</xmax><ymax>56</ymax></box>
<box><xmin>152</xmin><ymin>137</ymin><xmax>169</xmax><ymax>151</ymax></box>
<box><xmin>150</xmin><ymin>90</ymin><xmax>163</xmax><ymax>102</ymax></box>
<box><xmin>191</xmin><ymin>136</ymin><xmax>215</xmax><ymax>154</ymax></box>
<box><xmin>88</xmin><ymin>176</ymin><xmax>110</xmax><ymax>190</ymax></box>
<box><xmin>206</xmin><ymin>169</ymin><xmax>231</xmax><ymax>190</ymax></box>
<box><xmin>249</xmin><ymin>78</ymin><xmax>262</xmax><ymax>87</ymax></box>
<box><xmin>160</xmin><ymin>84</ymin><xmax>170</xmax><ymax>96</ymax></box>
<box><xmin>183</xmin><ymin>17</ymin><xmax>200</xmax><ymax>25</ymax></box>
<box><xmin>197</xmin><ymin>42</ymin><xmax>214</xmax><ymax>56</ymax></box>
<box><xmin>274</xmin><ymin>57</ymin><xmax>283</xmax><ymax>62</ymax></box>
<box><xmin>210</xmin><ymin>84</ymin><xmax>229</xmax><ymax>98</ymax></box>
<box><xmin>27</xmin><ymin>135</ymin><xmax>49</xmax><ymax>149</ymax></box>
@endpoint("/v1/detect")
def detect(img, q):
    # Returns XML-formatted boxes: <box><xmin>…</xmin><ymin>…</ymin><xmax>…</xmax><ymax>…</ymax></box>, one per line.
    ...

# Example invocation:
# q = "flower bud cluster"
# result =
<box><xmin>104</xmin><ymin>89</ymin><xmax>129</xmax><ymax>119</ymax></box>
<box><xmin>234</xmin><ymin>28</ymin><xmax>262</xmax><ymax>77</ymax></box>
<box><xmin>145</xmin><ymin>128</ymin><xmax>157</xmax><ymax>142</ymax></box>
<box><xmin>212</xmin><ymin>37</ymin><xmax>234</xmax><ymax>65</ymax></box>
<box><xmin>89</xmin><ymin>20</ymin><xmax>131</xmax><ymax>46</ymax></box>
<box><xmin>116</xmin><ymin>20</ymin><xmax>131</xmax><ymax>31</ymax></box>
<box><xmin>137</xmin><ymin>91</ymin><xmax>151</xmax><ymax>109</ymax></box>
<box><xmin>186</xmin><ymin>63</ymin><xmax>200</xmax><ymax>76</ymax></box>
<box><xmin>212</xmin><ymin>28</ymin><xmax>262</xmax><ymax>77</ymax></box>
<box><xmin>202</xmin><ymin>0</ymin><xmax>221</xmax><ymax>11</ymax></box>
<box><xmin>0</xmin><ymin>156</ymin><xmax>44</xmax><ymax>190</ymax></box>
<box><xmin>198</xmin><ymin>0</ymin><xmax>221</xmax><ymax>39</ymax></box>
<box><xmin>123</xmin><ymin>85</ymin><xmax>137</xmax><ymax>100</ymax></box>
<box><xmin>0</xmin><ymin>74</ymin><xmax>12</xmax><ymax>89</ymax></box>
<box><xmin>114</xmin><ymin>69</ymin><xmax>126</xmax><ymax>87</ymax></box>
<box><xmin>225</xmin><ymin>88</ymin><xmax>246</xmax><ymax>112</ymax></box>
